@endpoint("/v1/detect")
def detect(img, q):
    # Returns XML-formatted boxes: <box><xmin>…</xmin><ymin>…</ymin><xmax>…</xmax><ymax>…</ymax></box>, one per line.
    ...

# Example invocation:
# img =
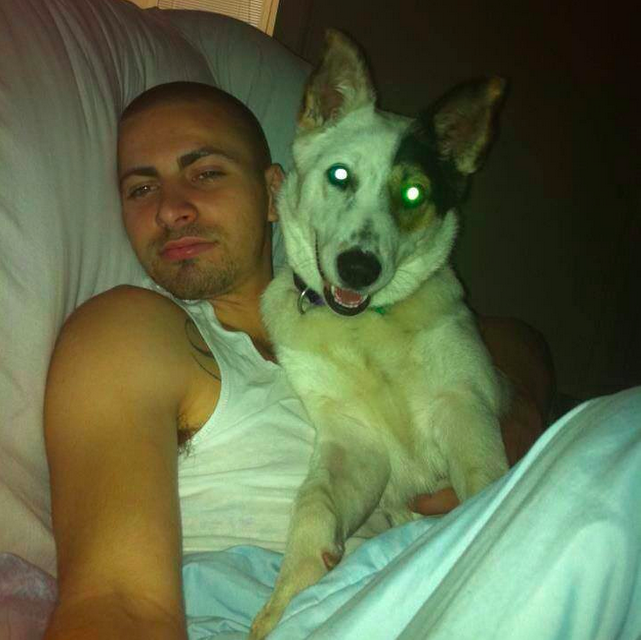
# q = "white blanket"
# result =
<box><xmin>180</xmin><ymin>387</ymin><xmax>641</xmax><ymax>639</ymax></box>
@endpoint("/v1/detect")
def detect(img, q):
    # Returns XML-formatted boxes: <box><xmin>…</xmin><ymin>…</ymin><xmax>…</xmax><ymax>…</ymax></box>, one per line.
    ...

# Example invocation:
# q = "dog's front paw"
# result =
<box><xmin>249</xmin><ymin>549</ymin><xmax>341</xmax><ymax>639</ymax></box>
<box><xmin>248</xmin><ymin>568</ymin><xmax>307</xmax><ymax>639</ymax></box>
<box><xmin>249</xmin><ymin>599</ymin><xmax>285</xmax><ymax>640</ymax></box>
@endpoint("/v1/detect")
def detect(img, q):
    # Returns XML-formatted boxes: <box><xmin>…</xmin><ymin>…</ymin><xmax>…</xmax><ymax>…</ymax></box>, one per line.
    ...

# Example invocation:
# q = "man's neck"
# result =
<box><xmin>207</xmin><ymin>276</ymin><xmax>272</xmax><ymax>353</ymax></box>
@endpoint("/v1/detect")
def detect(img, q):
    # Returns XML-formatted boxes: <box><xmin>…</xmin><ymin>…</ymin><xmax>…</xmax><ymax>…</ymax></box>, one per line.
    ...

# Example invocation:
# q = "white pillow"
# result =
<box><xmin>0</xmin><ymin>0</ymin><xmax>309</xmax><ymax>574</ymax></box>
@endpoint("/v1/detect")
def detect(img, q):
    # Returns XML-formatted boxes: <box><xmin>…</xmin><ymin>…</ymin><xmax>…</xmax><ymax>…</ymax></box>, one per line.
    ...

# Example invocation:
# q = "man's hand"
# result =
<box><xmin>410</xmin><ymin>488</ymin><xmax>460</xmax><ymax>516</ymax></box>
<box><xmin>411</xmin><ymin>316</ymin><xmax>555</xmax><ymax>516</ymax></box>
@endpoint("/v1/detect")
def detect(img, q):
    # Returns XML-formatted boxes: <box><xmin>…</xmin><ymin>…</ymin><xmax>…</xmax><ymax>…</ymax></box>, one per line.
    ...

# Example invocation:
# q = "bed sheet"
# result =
<box><xmin>182</xmin><ymin>387</ymin><xmax>641</xmax><ymax>639</ymax></box>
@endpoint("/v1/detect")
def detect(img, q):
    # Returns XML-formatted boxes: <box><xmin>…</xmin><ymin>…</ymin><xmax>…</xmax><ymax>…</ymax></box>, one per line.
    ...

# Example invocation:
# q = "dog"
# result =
<box><xmin>250</xmin><ymin>29</ymin><xmax>509</xmax><ymax>639</ymax></box>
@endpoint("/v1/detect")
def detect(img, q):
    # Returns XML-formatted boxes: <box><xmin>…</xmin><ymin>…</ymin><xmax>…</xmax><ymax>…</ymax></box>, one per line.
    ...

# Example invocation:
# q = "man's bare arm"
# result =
<box><xmin>44</xmin><ymin>287</ymin><xmax>194</xmax><ymax>639</ymax></box>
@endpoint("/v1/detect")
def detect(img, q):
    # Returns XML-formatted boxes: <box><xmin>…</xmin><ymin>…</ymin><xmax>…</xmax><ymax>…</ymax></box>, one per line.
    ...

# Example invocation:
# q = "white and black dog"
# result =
<box><xmin>251</xmin><ymin>29</ymin><xmax>509</xmax><ymax>638</ymax></box>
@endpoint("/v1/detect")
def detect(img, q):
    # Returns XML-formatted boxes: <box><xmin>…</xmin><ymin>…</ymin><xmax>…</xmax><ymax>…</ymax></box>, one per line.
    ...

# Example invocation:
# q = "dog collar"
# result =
<box><xmin>293</xmin><ymin>272</ymin><xmax>325</xmax><ymax>314</ymax></box>
<box><xmin>292</xmin><ymin>272</ymin><xmax>388</xmax><ymax>316</ymax></box>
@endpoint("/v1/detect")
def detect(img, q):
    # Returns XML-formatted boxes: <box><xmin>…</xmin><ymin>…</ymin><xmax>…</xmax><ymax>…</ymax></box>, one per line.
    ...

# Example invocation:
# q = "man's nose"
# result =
<box><xmin>156</xmin><ymin>188</ymin><xmax>198</xmax><ymax>229</ymax></box>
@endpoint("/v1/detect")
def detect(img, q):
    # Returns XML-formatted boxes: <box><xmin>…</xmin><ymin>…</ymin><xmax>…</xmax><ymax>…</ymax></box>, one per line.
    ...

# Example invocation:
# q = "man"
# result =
<box><xmin>44</xmin><ymin>82</ymin><xmax>553</xmax><ymax>639</ymax></box>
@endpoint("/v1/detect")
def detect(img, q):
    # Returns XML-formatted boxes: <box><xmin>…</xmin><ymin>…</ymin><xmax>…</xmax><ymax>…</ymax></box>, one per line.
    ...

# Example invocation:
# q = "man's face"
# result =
<box><xmin>118</xmin><ymin>99</ymin><xmax>280</xmax><ymax>300</ymax></box>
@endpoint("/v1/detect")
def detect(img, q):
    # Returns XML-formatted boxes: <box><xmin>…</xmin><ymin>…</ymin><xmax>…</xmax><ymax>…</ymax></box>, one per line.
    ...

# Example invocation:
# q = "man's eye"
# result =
<box><xmin>196</xmin><ymin>169</ymin><xmax>224</xmax><ymax>181</ymax></box>
<box><xmin>127</xmin><ymin>184</ymin><xmax>155</xmax><ymax>199</ymax></box>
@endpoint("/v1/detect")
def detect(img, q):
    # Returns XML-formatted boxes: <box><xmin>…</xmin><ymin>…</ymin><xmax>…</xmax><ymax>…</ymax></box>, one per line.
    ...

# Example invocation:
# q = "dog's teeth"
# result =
<box><xmin>331</xmin><ymin>285</ymin><xmax>365</xmax><ymax>308</ymax></box>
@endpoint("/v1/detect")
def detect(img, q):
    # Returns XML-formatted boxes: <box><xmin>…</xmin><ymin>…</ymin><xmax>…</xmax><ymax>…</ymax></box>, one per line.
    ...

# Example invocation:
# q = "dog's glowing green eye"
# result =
<box><xmin>327</xmin><ymin>164</ymin><xmax>350</xmax><ymax>188</ymax></box>
<box><xmin>401</xmin><ymin>184</ymin><xmax>425</xmax><ymax>208</ymax></box>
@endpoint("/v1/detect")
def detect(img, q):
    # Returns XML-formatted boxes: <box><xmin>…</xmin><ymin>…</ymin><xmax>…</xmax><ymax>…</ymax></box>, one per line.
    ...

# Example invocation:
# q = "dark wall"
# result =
<box><xmin>274</xmin><ymin>0</ymin><xmax>640</xmax><ymax>399</ymax></box>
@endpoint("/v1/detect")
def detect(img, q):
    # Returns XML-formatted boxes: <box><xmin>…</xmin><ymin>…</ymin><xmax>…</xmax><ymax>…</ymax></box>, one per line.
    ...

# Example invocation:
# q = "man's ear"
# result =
<box><xmin>265</xmin><ymin>163</ymin><xmax>284</xmax><ymax>222</ymax></box>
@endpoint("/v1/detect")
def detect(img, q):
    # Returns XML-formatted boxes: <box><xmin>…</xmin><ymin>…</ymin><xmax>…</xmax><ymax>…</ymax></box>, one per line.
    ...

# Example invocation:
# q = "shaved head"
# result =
<box><xmin>120</xmin><ymin>81</ymin><xmax>272</xmax><ymax>171</ymax></box>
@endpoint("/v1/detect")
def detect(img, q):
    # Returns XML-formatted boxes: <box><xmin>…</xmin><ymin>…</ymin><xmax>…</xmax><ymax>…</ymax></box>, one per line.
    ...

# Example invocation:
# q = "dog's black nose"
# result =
<box><xmin>336</xmin><ymin>249</ymin><xmax>381</xmax><ymax>289</ymax></box>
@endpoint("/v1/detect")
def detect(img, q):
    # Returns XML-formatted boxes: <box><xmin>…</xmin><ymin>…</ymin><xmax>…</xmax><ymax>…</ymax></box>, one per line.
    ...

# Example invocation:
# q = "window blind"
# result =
<box><xmin>155</xmin><ymin>0</ymin><xmax>278</xmax><ymax>34</ymax></box>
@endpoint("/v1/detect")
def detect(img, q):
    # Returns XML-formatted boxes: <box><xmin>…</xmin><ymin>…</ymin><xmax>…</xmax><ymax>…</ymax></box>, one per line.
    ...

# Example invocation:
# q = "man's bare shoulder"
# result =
<box><xmin>61</xmin><ymin>285</ymin><xmax>189</xmax><ymax>344</ymax></box>
<box><xmin>52</xmin><ymin>285</ymin><xmax>195</xmax><ymax>401</ymax></box>
<box><xmin>71</xmin><ymin>284</ymin><xmax>184</xmax><ymax>321</ymax></box>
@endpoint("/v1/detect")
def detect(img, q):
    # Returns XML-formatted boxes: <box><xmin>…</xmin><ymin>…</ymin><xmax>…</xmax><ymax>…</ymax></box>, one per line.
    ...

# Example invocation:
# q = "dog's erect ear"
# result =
<box><xmin>298</xmin><ymin>29</ymin><xmax>375</xmax><ymax>131</ymax></box>
<box><xmin>428</xmin><ymin>77</ymin><xmax>506</xmax><ymax>175</ymax></box>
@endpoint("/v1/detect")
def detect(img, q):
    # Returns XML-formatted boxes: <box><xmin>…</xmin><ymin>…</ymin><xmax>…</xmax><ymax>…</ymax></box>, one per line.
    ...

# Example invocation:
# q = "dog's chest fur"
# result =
<box><xmin>262</xmin><ymin>264</ymin><xmax>483</xmax><ymax>507</ymax></box>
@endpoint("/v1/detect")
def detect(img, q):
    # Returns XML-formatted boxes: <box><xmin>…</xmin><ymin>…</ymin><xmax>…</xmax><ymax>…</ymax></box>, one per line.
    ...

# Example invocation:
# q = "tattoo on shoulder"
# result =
<box><xmin>184</xmin><ymin>319</ymin><xmax>221</xmax><ymax>382</ymax></box>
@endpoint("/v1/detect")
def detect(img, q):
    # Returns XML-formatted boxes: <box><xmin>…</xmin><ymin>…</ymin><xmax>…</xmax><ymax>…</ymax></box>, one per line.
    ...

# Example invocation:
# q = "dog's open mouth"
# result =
<box><xmin>323</xmin><ymin>283</ymin><xmax>371</xmax><ymax>316</ymax></box>
<box><xmin>316</xmin><ymin>240</ymin><xmax>371</xmax><ymax>316</ymax></box>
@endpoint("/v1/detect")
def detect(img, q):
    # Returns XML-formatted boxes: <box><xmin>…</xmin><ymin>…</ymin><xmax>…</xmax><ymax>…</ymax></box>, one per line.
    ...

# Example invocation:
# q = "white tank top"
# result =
<box><xmin>173</xmin><ymin>297</ymin><xmax>317</xmax><ymax>553</ymax></box>
<box><xmin>145</xmin><ymin>279</ymin><xmax>385</xmax><ymax>554</ymax></box>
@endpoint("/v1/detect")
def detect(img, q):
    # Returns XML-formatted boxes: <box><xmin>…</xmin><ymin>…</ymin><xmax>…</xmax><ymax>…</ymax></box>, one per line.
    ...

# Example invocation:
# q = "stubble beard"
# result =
<box><xmin>141</xmin><ymin>222</ymin><xmax>242</xmax><ymax>300</ymax></box>
<box><xmin>146</xmin><ymin>249</ymin><xmax>239</xmax><ymax>301</ymax></box>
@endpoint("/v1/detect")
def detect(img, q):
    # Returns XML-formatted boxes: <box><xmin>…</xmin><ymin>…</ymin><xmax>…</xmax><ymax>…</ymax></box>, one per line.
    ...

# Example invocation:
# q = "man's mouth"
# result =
<box><xmin>161</xmin><ymin>237</ymin><xmax>216</xmax><ymax>262</ymax></box>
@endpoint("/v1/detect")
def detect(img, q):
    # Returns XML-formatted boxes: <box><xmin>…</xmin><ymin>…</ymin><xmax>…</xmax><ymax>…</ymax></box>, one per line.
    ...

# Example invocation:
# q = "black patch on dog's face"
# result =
<box><xmin>388</xmin><ymin>164</ymin><xmax>435</xmax><ymax>233</ymax></box>
<box><xmin>393</xmin><ymin>112</ymin><xmax>469</xmax><ymax>218</ymax></box>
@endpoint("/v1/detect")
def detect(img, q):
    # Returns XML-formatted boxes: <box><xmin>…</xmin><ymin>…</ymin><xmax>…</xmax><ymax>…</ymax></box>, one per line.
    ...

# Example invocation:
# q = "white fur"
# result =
<box><xmin>250</xmin><ymin>34</ymin><xmax>509</xmax><ymax>640</ymax></box>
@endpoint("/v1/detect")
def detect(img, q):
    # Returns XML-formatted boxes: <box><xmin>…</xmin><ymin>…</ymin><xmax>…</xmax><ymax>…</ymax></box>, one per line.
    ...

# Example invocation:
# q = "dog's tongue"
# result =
<box><xmin>332</xmin><ymin>286</ymin><xmax>365</xmax><ymax>307</ymax></box>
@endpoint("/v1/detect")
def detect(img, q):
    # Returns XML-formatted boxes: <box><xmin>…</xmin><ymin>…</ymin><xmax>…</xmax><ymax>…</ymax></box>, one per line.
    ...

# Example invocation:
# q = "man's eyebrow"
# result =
<box><xmin>178</xmin><ymin>146</ymin><xmax>240</xmax><ymax>169</ymax></box>
<box><xmin>119</xmin><ymin>166</ymin><xmax>157</xmax><ymax>186</ymax></box>
<box><xmin>119</xmin><ymin>147</ymin><xmax>240</xmax><ymax>186</ymax></box>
